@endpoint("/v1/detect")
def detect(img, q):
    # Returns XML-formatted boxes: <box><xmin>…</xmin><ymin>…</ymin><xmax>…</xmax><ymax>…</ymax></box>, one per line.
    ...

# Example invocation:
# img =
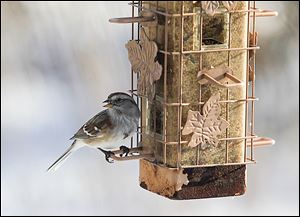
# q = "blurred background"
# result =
<box><xmin>1</xmin><ymin>1</ymin><xmax>299</xmax><ymax>216</ymax></box>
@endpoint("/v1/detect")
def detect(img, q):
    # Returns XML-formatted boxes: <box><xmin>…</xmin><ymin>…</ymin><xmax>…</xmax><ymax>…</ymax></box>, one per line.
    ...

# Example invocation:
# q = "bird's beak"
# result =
<box><xmin>103</xmin><ymin>99</ymin><xmax>113</xmax><ymax>108</ymax></box>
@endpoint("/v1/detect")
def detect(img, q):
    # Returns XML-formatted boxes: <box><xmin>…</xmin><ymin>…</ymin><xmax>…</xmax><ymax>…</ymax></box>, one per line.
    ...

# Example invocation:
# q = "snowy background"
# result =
<box><xmin>1</xmin><ymin>1</ymin><xmax>299</xmax><ymax>216</ymax></box>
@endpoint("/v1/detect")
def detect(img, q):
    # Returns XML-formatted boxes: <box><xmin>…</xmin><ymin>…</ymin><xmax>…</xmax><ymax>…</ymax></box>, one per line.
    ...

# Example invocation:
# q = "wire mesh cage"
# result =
<box><xmin>109</xmin><ymin>1</ymin><xmax>277</xmax><ymax>199</ymax></box>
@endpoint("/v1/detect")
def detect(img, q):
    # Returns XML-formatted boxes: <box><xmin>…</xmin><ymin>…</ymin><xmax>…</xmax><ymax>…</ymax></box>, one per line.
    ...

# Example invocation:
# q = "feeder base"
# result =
<box><xmin>139</xmin><ymin>159</ymin><xmax>246</xmax><ymax>200</ymax></box>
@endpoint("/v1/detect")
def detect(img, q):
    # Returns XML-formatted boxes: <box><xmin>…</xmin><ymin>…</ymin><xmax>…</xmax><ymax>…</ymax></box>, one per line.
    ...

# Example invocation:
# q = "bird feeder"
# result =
<box><xmin>109</xmin><ymin>1</ymin><xmax>277</xmax><ymax>200</ymax></box>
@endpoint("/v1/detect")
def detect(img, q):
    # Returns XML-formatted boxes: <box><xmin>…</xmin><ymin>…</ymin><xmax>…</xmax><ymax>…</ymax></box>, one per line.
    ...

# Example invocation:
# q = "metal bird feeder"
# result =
<box><xmin>109</xmin><ymin>1</ymin><xmax>277</xmax><ymax>200</ymax></box>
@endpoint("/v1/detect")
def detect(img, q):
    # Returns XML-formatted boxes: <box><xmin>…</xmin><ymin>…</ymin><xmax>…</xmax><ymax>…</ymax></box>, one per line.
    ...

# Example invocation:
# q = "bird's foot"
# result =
<box><xmin>119</xmin><ymin>146</ymin><xmax>130</xmax><ymax>157</ymax></box>
<box><xmin>98</xmin><ymin>148</ymin><xmax>114</xmax><ymax>163</ymax></box>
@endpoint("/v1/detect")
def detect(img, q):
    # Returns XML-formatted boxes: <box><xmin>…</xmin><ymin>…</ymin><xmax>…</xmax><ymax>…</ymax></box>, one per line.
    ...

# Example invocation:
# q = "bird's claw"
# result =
<box><xmin>119</xmin><ymin>146</ymin><xmax>130</xmax><ymax>157</ymax></box>
<box><xmin>98</xmin><ymin>148</ymin><xmax>114</xmax><ymax>163</ymax></box>
<box><xmin>105</xmin><ymin>151</ymin><xmax>114</xmax><ymax>163</ymax></box>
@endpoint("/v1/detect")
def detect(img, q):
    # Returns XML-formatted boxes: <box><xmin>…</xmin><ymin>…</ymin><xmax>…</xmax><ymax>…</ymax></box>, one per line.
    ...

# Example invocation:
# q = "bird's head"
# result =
<box><xmin>103</xmin><ymin>92</ymin><xmax>139</xmax><ymax>117</ymax></box>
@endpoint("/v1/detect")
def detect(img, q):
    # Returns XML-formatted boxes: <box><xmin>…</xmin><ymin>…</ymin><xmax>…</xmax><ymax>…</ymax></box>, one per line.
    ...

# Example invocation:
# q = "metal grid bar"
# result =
<box><xmin>130</xmin><ymin>0</ymin><xmax>135</xmax><ymax>149</ymax></box>
<box><xmin>158</xmin><ymin>135</ymin><xmax>258</xmax><ymax>145</ymax></box>
<box><xmin>159</xmin><ymin>46</ymin><xmax>260</xmax><ymax>55</ymax></box>
<box><xmin>129</xmin><ymin>90</ymin><xmax>258</xmax><ymax>104</ymax></box>
<box><xmin>147</xmin><ymin>158</ymin><xmax>256</xmax><ymax>170</ymax></box>
<box><xmin>181</xmin><ymin>159</ymin><xmax>256</xmax><ymax>169</ymax></box>
<box><xmin>138</xmin><ymin>132</ymin><xmax>258</xmax><ymax>145</ymax></box>
<box><xmin>164</xmin><ymin>98</ymin><xmax>258</xmax><ymax>106</ymax></box>
<box><xmin>176</xmin><ymin>2</ymin><xmax>184</xmax><ymax>168</ymax></box>
<box><xmin>138</xmin><ymin>2</ymin><xmax>142</xmax><ymax>146</ymax></box>
<box><xmin>153</xmin><ymin>1</ymin><xmax>158</xmax><ymax>162</ymax></box>
<box><xmin>129</xmin><ymin>3</ymin><xmax>274</xmax><ymax>18</ymax></box>
<box><xmin>244</xmin><ymin>1</ymin><xmax>251</xmax><ymax>163</ymax></box>
<box><xmin>225</xmin><ymin>11</ymin><xmax>232</xmax><ymax>164</ymax></box>
<box><xmin>197</xmin><ymin>5</ymin><xmax>203</xmax><ymax>165</ymax></box>
<box><xmin>225</xmin><ymin>90</ymin><xmax>230</xmax><ymax>163</ymax></box>
<box><xmin>163</xmin><ymin>1</ymin><xmax>169</xmax><ymax>165</ymax></box>
<box><xmin>137</xmin><ymin>1</ymin><xmax>142</xmax><ymax>148</ymax></box>
<box><xmin>250</xmin><ymin>1</ymin><xmax>256</xmax><ymax>161</ymax></box>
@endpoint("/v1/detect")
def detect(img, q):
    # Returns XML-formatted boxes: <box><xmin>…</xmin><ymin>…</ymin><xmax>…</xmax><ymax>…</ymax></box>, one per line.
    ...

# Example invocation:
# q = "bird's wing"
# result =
<box><xmin>70</xmin><ymin>110</ymin><xmax>113</xmax><ymax>140</ymax></box>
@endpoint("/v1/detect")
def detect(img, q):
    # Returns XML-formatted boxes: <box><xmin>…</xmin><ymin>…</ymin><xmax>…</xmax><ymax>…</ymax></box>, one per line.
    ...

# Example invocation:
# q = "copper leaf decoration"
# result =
<box><xmin>221</xmin><ymin>1</ymin><xmax>236</xmax><ymax>10</ymax></box>
<box><xmin>201</xmin><ymin>1</ymin><xmax>236</xmax><ymax>16</ymax></box>
<box><xmin>182</xmin><ymin>93</ymin><xmax>229</xmax><ymax>149</ymax></box>
<box><xmin>125</xmin><ymin>31</ymin><xmax>162</xmax><ymax>99</ymax></box>
<box><xmin>201</xmin><ymin>1</ymin><xmax>220</xmax><ymax>16</ymax></box>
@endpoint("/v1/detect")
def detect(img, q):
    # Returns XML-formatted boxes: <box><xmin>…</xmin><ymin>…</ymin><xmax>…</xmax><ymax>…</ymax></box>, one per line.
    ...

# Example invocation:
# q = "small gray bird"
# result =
<box><xmin>47</xmin><ymin>92</ymin><xmax>140</xmax><ymax>172</ymax></box>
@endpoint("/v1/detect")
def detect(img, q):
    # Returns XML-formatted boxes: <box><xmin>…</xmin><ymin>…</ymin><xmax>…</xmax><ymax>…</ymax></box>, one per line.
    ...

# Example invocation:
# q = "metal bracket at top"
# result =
<box><xmin>109</xmin><ymin>11</ymin><xmax>157</xmax><ymax>26</ymax></box>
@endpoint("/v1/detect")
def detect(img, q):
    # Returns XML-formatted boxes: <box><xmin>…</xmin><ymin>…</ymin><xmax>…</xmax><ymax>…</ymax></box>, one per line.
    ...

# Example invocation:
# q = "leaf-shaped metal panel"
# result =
<box><xmin>221</xmin><ymin>1</ymin><xmax>236</xmax><ymax>10</ymax></box>
<box><xmin>182</xmin><ymin>93</ymin><xmax>229</xmax><ymax>149</ymax></box>
<box><xmin>201</xmin><ymin>1</ymin><xmax>220</xmax><ymax>16</ymax></box>
<box><xmin>202</xmin><ymin>94</ymin><xmax>221</xmax><ymax>127</ymax></box>
<box><xmin>125</xmin><ymin>30</ymin><xmax>162</xmax><ymax>99</ymax></box>
<box><xmin>200</xmin><ymin>1</ymin><xmax>236</xmax><ymax>16</ymax></box>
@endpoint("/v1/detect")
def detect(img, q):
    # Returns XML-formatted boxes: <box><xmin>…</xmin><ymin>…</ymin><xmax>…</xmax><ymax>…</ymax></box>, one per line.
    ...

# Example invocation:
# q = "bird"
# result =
<box><xmin>47</xmin><ymin>92</ymin><xmax>140</xmax><ymax>172</ymax></box>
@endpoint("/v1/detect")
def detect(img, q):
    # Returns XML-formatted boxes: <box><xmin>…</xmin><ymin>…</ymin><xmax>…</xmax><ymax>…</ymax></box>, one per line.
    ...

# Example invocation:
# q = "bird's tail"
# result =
<box><xmin>47</xmin><ymin>140</ymin><xmax>81</xmax><ymax>172</ymax></box>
